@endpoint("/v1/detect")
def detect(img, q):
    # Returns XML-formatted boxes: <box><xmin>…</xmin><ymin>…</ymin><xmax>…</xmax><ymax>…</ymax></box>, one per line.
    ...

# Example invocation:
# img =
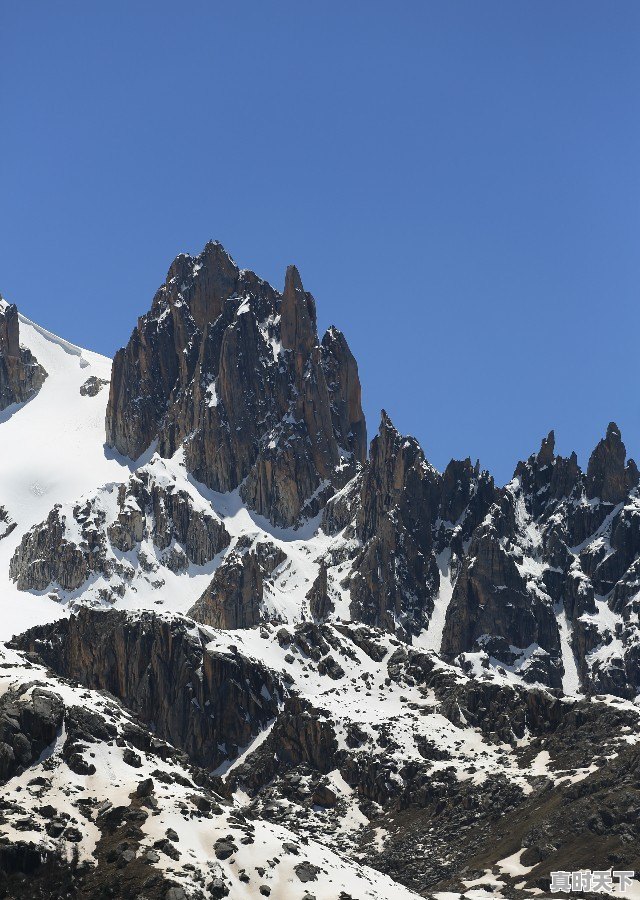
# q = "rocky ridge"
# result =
<box><xmin>441</xmin><ymin>426</ymin><xmax>640</xmax><ymax>695</ymax></box>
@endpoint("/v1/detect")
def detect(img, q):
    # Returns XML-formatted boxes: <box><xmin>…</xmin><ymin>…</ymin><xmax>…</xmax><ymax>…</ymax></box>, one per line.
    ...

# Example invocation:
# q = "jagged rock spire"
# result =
<box><xmin>171</xmin><ymin>240</ymin><xmax>240</xmax><ymax>330</ymax></box>
<box><xmin>586</xmin><ymin>422</ymin><xmax>639</xmax><ymax>503</ymax></box>
<box><xmin>320</xmin><ymin>325</ymin><xmax>367</xmax><ymax>465</ymax></box>
<box><xmin>106</xmin><ymin>242</ymin><xmax>367</xmax><ymax>528</ymax></box>
<box><xmin>280</xmin><ymin>264</ymin><xmax>317</xmax><ymax>356</ymax></box>
<box><xmin>0</xmin><ymin>300</ymin><xmax>47</xmax><ymax>410</ymax></box>
<box><xmin>0</xmin><ymin>302</ymin><xmax>20</xmax><ymax>359</ymax></box>
<box><xmin>538</xmin><ymin>429</ymin><xmax>555</xmax><ymax>466</ymax></box>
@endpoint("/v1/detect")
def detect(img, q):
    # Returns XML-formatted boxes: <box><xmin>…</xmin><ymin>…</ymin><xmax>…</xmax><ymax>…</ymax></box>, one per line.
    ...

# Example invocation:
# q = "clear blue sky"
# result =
<box><xmin>2</xmin><ymin>2</ymin><xmax>639</xmax><ymax>484</ymax></box>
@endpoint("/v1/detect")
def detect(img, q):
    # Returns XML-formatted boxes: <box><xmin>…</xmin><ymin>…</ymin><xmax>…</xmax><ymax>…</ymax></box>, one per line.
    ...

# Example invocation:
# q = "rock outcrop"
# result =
<box><xmin>441</xmin><ymin>424</ymin><xmax>640</xmax><ymax>694</ymax></box>
<box><xmin>106</xmin><ymin>242</ymin><xmax>366</xmax><ymax>528</ymax></box>
<box><xmin>188</xmin><ymin>537</ymin><xmax>287</xmax><ymax>628</ymax></box>
<box><xmin>322</xmin><ymin>412</ymin><xmax>497</xmax><ymax>641</ymax></box>
<box><xmin>15</xmin><ymin>607</ymin><xmax>281</xmax><ymax>770</ymax></box>
<box><xmin>0</xmin><ymin>687</ymin><xmax>64</xmax><ymax>782</ymax></box>
<box><xmin>9</xmin><ymin>462</ymin><xmax>230</xmax><ymax>597</ymax></box>
<box><xmin>348</xmin><ymin>412</ymin><xmax>442</xmax><ymax>638</ymax></box>
<box><xmin>307</xmin><ymin>563</ymin><xmax>333</xmax><ymax>621</ymax></box>
<box><xmin>188</xmin><ymin>547</ymin><xmax>263</xmax><ymax>629</ymax></box>
<box><xmin>0</xmin><ymin>300</ymin><xmax>46</xmax><ymax>409</ymax></box>
<box><xmin>6</xmin><ymin>604</ymin><xmax>640</xmax><ymax>900</ymax></box>
<box><xmin>79</xmin><ymin>375</ymin><xmax>108</xmax><ymax>396</ymax></box>
<box><xmin>0</xmin><ymin>506</ymin><xmax>16</xmax><ymax>541</ymax></box>
<box><xmin>441</xmin><ymin>488</ymin><xmax>563</xmax><ymax>688</ymax></box>
<box><xmin>586</xmin><ymin>421</ymin><xmax>639</xmax><ymax>504</ymax></box>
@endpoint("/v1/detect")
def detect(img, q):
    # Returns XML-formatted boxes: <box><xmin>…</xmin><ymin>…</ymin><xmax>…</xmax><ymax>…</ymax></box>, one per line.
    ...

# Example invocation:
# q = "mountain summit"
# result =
<box><xmin>106</xmin><ymin>242</ymin><xmax>366</xmax><ymax>528</ymax></box>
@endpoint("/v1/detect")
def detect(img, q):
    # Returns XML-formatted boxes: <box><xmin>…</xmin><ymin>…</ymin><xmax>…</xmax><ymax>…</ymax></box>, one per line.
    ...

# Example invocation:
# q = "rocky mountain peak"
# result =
<box><xmin>0</xmin><ymin>301</ymin><xmax>20</xmax><ymax>359</ymax></box>
<box><xmin>440</xmin><ymin>456</ymin><xmax>487</xmax><ymax>525</ymax></box>
<box><xmin>586</xmin><ymin>421</ymin><xmax>639</xmax><ymax>504</ymax></box>
<box><xmin>4</xmin><ymin>244</ymin><xmax>640</xmax><ymax>900</ymax></box>
<box><xmin>165</xmin><ymin>240</ymin><xmax>241</xmax><ymax>330</ymax></box>
<box><xmin>538</xmin><ymin>428</ymin><xmax>555</xmax><ymax>465</ymax></box>
<box><xmin>281</xmin><ymin>264</ymin><xmax>317</xmax><ymax>357</ymax></box>
<box><xmin>358</xmin><ymin>411</ymin><xmax>436</xmax><ymax>542</ymax></box>
<box><xmin>512</xmin><ymin>429</ymin><xmax>582</xmax><ymax>515</ymax></box>
<box><xmin>106</xmin><ymin>242</ymin><xmax>366</xmax><ymax>527</ymax></box>
<box><xmin>320</xmin><ymin>325</ymin><xmax>367</xmax><ymax>465</ymax></box>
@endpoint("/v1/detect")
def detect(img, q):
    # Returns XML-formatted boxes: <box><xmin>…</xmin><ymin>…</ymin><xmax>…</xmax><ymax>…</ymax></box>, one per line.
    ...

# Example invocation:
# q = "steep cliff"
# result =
<box><xmin>106</xmin><ymin>243</ymin><xmax>366</xmax><ymax>528</ymax></box>
<box><xmin>0</xmin><ymin>299</ymin><xmax>47</xmax><ymax>409</ymax></box>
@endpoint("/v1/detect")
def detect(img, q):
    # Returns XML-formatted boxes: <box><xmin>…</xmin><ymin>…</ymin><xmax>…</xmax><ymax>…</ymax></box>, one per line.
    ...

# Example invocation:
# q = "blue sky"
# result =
<box><xmin>1</xmin><ymin>2</ymin><xmax>639</xmax><ymax>484</ymax></box>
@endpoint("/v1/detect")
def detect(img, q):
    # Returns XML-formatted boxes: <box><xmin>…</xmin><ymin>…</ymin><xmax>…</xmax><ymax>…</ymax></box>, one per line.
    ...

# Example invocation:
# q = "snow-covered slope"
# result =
<box><xmin>0</xmin><ymin>639</ymin><xmax>420</xmax><ymax>900</ymax></box>
<box><xmin>0</xmin><ymin>313</ymin><xmax>128</xmax><ymax>636</ymax></box>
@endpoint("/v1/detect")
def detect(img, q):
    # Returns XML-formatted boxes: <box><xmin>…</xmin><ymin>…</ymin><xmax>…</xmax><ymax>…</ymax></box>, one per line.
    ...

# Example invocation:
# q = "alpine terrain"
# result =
<box><xmin>1</xmin><ymin>243</ymin><xmax>639</xmax><ymax>900</ymax></box>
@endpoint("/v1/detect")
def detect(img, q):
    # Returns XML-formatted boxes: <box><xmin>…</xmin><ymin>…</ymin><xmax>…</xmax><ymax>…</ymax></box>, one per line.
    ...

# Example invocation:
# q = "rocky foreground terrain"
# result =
<box><xmin>0</xmin><ymin>245</ymin><xmax>639</xmax><ymax>899</ymax></box>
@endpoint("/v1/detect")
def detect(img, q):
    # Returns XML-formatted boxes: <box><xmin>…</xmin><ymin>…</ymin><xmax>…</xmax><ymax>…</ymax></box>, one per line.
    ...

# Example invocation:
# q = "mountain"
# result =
<box><xmin>0</xmin><ymin>242</ymin><xmax>639</xmax><ymax>900</ymax></box>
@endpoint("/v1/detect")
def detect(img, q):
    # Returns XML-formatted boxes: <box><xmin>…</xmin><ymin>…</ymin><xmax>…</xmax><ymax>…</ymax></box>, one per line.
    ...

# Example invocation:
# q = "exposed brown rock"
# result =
<box><xmin>586</xmin><ymin>421</ymin><xmax>639</xmax><ymax>504</ymax></box>
<box><xmin>348</xmin><ymin>412</ymin><xmax>442</xmax><ymax>638</ymax></box>
<box><xmin>0</xmin><ymin>301</ymin><xmax>47</xmax><ymax>409</ymax></box>
<box><xmin>321</xmin><ymin>325</ymin><xmax>367</xmax><ymax>465</ymax></box>
<box><xmin>189</xmin><ymin>537</ymin><xmax>288</xmax><ymax>629</ymax></box>
<box><xmin>107</xmin><ymin>469</ymin><xmax>230</xmax><ymax>566</ymax></box>
<box><xmin>188</xmin><ymin>549</ymin><xmax>264</xmax><ymax>629</ymax></box>
<box><xmin>106</xmin><ymin>242</ymin><xmax>366</xmax><ymax>528</ymax></box>
<box><xmin>280</xmin><ymin>265</ymin><xmax>316</xmax><ymax>361</ymax></box>
<box><xmin>15</xmin><ymin>608</ymin><xmax>281</xmax><ymax>770</ymax></box>
<box><xmin>9</xmin><ymin>505</ymin><xmax>92</xmax><ymax>592</ymax></box>
<box><xmin>307</xmin><ymin>563</ymin><xmax>333</xmax><ymax>622</ymax></box>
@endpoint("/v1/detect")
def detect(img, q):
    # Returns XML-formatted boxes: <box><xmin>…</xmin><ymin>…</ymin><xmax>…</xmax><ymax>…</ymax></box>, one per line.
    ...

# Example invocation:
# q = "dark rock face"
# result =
<box><xmin>229</xmin><ymin>692</ymin><xmax>340</xmax><ymax>795</ymax></box>
<box><xmin>321</xmin><ymin>326</ymin><xmax>367</xmax><ymax>466</ymax></box>
<box><xmin>188</xmin><ymin>538</ymin><xmax>286</xmax><ymax>629</ymax></box>
<box><xmin>106</xmin><ymin>468</ymin><xmax>230</xmax><ymax>566</ymax></box>
<box><xmin>322</xmin><ymin>412</ymin><xmax>497</xmax><ymax>641</ymax></box>
<box><xmin>0</xmin><ymin>688</ymin><xmax>64</xmax><ymax>782</ymax></box>
<box><xmin>586</xmin><ymin>421</ymin><xmax>639</xmax><ymax>503</ymax></box>
<box><xmin>441</xmin><ymin>424</ymin><xmax>640</xmax><ymax>694</ymax></box>
<box><xmin>438</xmin><ymin>457</ymin><xmax>500</xmax><ymax>555</ymax></box>
<box><xmin>15</xmin><ymin>608</ymin><xmax>281</xmax><ymax>770</ymax></box>
<box><xmin>307</xmin><ymin>563</ymin><xmax>333</xmax><ymax>622</ymax></box>
<box><xmin>9</xmin><ymin>504</ymin><xmax>92</xmax><ymax>592</ymax></box>
<box><xmin>312</xmin><ymin>416</ymin><xmax>640</xmax><ymax>694</ymax></box>
<box><xmin>441</xmin><ymin>489</ymin><xmax>563</xmax><ymax>688</ymax></box>
<box><xmin>79</xmin><ymin>375</ymin><xmax>109</xmax><ymax>397</ymax></box>
<box><xmin>105</xmin><ymin>242</ymin><xmax>366</xmax><ymax>528</ymax></box>
<box><xmin>188</xmin><ymin>548</ymin><xmax>263</xmax><ymax>629</ymax></box>
<box><xmin>348</xmin><ymin>412</ymin><xmax>442</xmax><ymax>639</ymax></box>
<box><xmin>0</xmin><ymin>506</ymin><xmax>16</xmax><ymax>541</ymax></box>
<box><xmin>9</xmin><ymin>466</ymin><xmax>230</xmax><ymax>595</ymax></box>
<box><xmin>0</xmin><ymin>300</ymin><xmax>47</xmax><ymax>409</ymax></box>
